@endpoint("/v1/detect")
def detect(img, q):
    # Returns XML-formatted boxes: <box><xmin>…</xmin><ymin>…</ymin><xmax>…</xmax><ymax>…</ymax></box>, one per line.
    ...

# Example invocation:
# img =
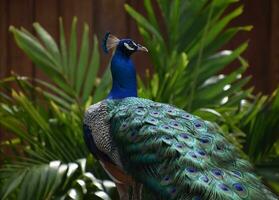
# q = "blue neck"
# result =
<box><xmin>107</xmin><ymin>50</ymin><xmax>137</xmax><ymax>99</ymax></box>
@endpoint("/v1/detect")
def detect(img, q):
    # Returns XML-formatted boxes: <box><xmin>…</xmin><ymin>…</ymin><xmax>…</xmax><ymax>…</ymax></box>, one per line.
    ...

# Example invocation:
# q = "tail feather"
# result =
<box><xmin>106</xmin><ymin>97</ymin><xmax>278</xmax><ymax>200</ymax></box>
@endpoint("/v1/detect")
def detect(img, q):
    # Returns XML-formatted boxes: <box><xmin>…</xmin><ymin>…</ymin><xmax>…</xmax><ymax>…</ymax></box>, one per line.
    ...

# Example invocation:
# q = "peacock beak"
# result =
<box><xmin>137</xmin><ymin>44</ymin><xmax>148</xmax><ymax>52</ymax></box>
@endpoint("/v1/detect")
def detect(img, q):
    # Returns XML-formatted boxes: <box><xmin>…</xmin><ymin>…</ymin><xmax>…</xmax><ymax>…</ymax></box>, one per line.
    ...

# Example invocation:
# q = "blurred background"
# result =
<box><xmin>1</xmin><ymin>1</ymin><xmax>279</xmax><ymax>199</ymax></box>
<box><xmin>0</xmin><ymin>0</ymin><xmax>278</xmax><ymax>93</ymax></box>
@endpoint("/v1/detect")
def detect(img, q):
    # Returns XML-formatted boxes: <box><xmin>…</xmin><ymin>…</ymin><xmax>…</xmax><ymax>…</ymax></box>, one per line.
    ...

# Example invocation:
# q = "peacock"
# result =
<box><xmin>83</xmin><ymin>32</ymin><xmax>278</xmax><ymax>200</ymax></box>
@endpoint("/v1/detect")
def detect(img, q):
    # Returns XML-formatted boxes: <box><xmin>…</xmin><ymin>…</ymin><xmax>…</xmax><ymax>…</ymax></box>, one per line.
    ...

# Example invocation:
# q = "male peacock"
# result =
<box><xmin>83</xmin><ymin>33</ymin><xmax>278</xmax><ymax>200</ymax></box>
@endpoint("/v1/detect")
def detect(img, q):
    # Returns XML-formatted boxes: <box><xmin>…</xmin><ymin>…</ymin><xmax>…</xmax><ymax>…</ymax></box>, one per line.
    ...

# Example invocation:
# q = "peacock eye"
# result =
<box><xmin>124</xmin><ymin>42</ymin><xmax>135</xmax><ymax>51</ymax></box>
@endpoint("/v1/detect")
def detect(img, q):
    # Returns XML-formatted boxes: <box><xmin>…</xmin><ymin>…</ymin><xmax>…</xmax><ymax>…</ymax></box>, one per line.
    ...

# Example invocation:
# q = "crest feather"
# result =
<box><xmin>102</xmin><ymin>32</ymin><xmax>120</xmax><ymax>53</ymax></box>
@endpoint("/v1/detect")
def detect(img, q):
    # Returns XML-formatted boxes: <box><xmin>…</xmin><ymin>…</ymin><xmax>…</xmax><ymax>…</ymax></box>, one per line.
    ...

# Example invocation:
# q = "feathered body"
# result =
<box><xmin>83</xmin><ymin>33</ymin><xmax>277</xmax><ymax>200</ymax></box>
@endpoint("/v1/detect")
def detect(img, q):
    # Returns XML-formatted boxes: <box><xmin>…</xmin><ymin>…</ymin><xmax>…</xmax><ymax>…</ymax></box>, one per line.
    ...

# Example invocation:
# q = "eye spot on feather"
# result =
<box><xmin>181</xmin><ymin>133</ymin><xmax>190</xmax><ymax>139</ymax></box>
<box><xmin>165</xmin><ymin>136</ymin><xmax>172</xmax><ymax>140</ymax></box>
<box><xmin>199</xmin><ymin>138</ymin><xmax>209</xmax><ymax>144</ymax></box>
<box><xmin>170</xmin><ymin>121</ymin><xmax>181</xmax><ymax>129</ymax></box>
<box><xmin>161</xmin><ymin>175</ymin><xmax>172</xmax><ymax>185</ymax></box>
<box><xmin>150</xmin><ymin>111</ymin><xmax>160</xmax><ymax>117</ymax></box>
<box><xmin>201</xmin><ymin>175</ymin><xmax>209</xmax><ymax>183</ymax></box>
<box><xmin>147</xmin><ymin>126</ymin><xmax>158</xmax><ymax>134</ymax></box>
<box><xmin>211</xmin><ymin>169</ymin><xmax>224</xmax><ymax>178</ymax></box>
<box><xmin>120</xmin><ymin>123</ymin><xmax>128</xmax><ymax>131</ymax></box>
<box><xmin>195</xmin><ymin>123</ymin><xmax>201</xmax><ymax>128</ymax></box>
<box><xmin>136</xmin><ymin>109</ymin><xmax>145</xmax><ymax>115</ymax></box>
<box><xmin>233</xmin><ymin>183</ymin><xmax>244</xmax><ymax>191</ymax></box>
<box><xmin>164</xmin><ymin>176</ymin><xmax>170</xmax><ymax>181</ymax></box>
<box><xmin>176</xmin><ymin>143</ymin><xmax>183</xmax><ymax>148</ymax></box>
<box><xmin>170</xmin><ymin>187</ymin><xmax>177</xmax><ymax>194</ymax></box>
<box><xmin>219</xmin><ymin>184</ymin><xmax>229</xmax><ymax>191</ymax></box>
<box><xmin>129</xmin><ymin>132</ymin><xmax>138</xmax><ymax>141</ymax></box>
<box><xmin>216</xmin><ymin>142</ymin><xmax>225</xmax><ymax>151</ymax></box>
<box><xmin>233</xmin><ymin>183</ymin><xmax>248</xmax><ymax>198</ymax></box>
<box><xmin>163</xmin><ymin>125</ymin><xmax>170</xmax><ymax>130</ymax></box>
<box><xmin>181</xmin><ymin>113</ymin><xmax>192</xmax><ymax>120</ymax></box>
<box><xmin>216</xmin><ymin>145</ymin><xmax>222</xmax><ymax>150</ymax></box>
<box><xmin>186</xmin><ymin>167</ymin><xmax>197</xmax><ymax>173</ymax></box>
<box><xmin>197</xmin><ymin>150</ymin><xmax>206</xmax><ymax>156</ymax></box>
<box><xmin>167</xmin><ymin>109</ymin><xmax>176</xmax><ymax>116</ymax></box>
<box><xmin>190</xmin><ymin>153</ymin><xmax>197</xmax><ymax>158</ymax></box>
<box><xmin>152</xmin><ymin>103</ymin><xmax>161</xmax><ymax>107</ymax></box>
<box><xmin>231</xmin><ymin>170</ymin><xmax>242</xmax><ymax>178</ymax></box>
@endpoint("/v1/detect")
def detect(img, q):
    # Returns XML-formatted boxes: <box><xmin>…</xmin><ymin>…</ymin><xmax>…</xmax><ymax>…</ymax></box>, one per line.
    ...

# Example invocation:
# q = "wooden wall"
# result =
<box><xmin>0</xmin><ymin>0</ymin><xmax>278</xmax><ymax>94</ymax></box>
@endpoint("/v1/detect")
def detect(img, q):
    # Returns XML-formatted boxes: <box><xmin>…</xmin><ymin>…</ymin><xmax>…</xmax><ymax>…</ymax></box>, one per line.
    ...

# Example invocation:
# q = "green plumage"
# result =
<box><xmin>105</xmin><ymin>97</ymin><xmax>277</xmax><ymax>200</ymax></box>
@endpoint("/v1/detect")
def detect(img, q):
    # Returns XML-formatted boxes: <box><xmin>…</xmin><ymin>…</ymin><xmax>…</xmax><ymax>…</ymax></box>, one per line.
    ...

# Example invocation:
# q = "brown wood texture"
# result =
<box><xmin>269</xmin><ymin>0</ymin><xmax>279</xmax><ymax>93</ymax></box>
<box><xmin>0</xmin><ymin>0</ymin><xmax>278</xmax><ymax>92</ymax></box>
<box><xmin>7</xmin><ymin>0</ymin><xmax>35</xmax><ymax>77</ymax></box>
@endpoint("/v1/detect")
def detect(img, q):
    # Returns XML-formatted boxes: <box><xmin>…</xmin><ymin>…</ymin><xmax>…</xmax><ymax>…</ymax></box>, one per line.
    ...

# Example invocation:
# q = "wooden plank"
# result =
<box><xmin>93</xmin><ymin>0</ymin><xmax>127</xmax><ymax>38</ymax></box>
<box><xmin>59</xmin><ymin>0</ymin><xmax>93</xmax><ymax>43</ymax></box>
<box><xmin>58</xmin><ymin>0</ymin><xmax>94</xmax><ymax>84</ymax></box>
<box><xmin>0</xmin><ymin>0</ymin><xmax>8</xmax><ymax>79</ymax></box>
<box><xmin>8</xmin><ymin>0</ymin><xmax>35</xmax><ymax>77</ymax></box>
<box><xmin>2</xmin><ymin>0</ymin><xmax>35</xmax><ymax>141</ymax></box>
<box><xmin>34</xmin><ymin>0</ymin><xmax>59</xmax><ymax>81</ymax></box>
<box><xmin>224</xmin><ymin>0</ymin><xmax>271</xmax><ymax>93</ymax></box>
<box><xmin>0</xmin><ymin>0</ymin><xmax>8</xmax><ymax>141</ymax></box>
<box><xmin>92</xmin><ymin>0</ymin><xmax>128</xmax><ymax>73</ymax></box>
<box><xmin>269</xmin><ymin>0</ymin><xmax>279</xmax><ymax>93</ymax></box>
<box><xmin>126</xmin><ymin>0</ymin><xmax>151</xmax><ymax>75</ymax></box>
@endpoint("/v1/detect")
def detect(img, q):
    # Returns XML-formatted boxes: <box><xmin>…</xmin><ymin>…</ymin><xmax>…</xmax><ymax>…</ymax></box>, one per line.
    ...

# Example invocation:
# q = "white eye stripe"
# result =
<box><xmin>124</xmin><ymin>42</ymin><xmax>135</xmax><ymax>51</ymax></box>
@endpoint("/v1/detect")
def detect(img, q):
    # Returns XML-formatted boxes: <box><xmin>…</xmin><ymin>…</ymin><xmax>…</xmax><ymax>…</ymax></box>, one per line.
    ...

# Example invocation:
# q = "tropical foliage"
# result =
<box><xmin>0</xmin><ymin>0</ymin><xmax>278</xmax><ymax>199</ymax></box>
<box><xmin>0</xmin><ymin>19</ymin><xmax>115</xmax><ymax>199</ymax></box>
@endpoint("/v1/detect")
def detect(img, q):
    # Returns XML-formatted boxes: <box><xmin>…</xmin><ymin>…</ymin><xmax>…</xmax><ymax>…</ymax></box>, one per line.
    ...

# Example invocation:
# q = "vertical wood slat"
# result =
<box><xmin>1</xmin><ymin>0</ymin><xmax>35</xmax><ymax>139</ymax></box>
<box><xmin>59</xmin><ymin>0</ymin><xmax>94</xmax><ymax>44</ymax></box>
<box><xmin>57</xmin><ymin>0</ymin><xmax>94</xmax><ymax>83</ymax></box>
<box><xmin>0</xmin><ymin>0</ymin><xmax>8</xmax><ymax>140</ymax></box>
<box><xmin>7</xmin><ymin>0</ymin><xmax>34</xmax><ymax>77</ymax></box>
<box><xmin>269</xmin><ymin>0</ymin><xmax>279</xmax><ymax>93</ymax></box>
<box><xmin>93</xmin><ymin>0</ymin><xmax>128</xmax><ymax>72</ymax></box>
<box><xmin>225</xmin><ymin>0</ymin><xmax>271</xmax><ymax>93</ymax></box>
<box><xmin>126</xmin><ymin>0</ymin><xmax>151</xmax><ymax>75</ymax></box>
<box><xmin>0</xmin><ymin>0</ymin><xmax>8</xmax><ymax>79</ymax></box>
<box><xmin>34</xmin><ymin>0</ymin><xmax>59</xmax><ymax>81</ymax></box>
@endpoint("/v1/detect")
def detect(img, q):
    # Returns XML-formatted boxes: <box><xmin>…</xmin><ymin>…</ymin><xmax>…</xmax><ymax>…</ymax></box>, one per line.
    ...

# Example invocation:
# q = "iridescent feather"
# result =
<box><xmin>103</xmin><ymin>97</ymin><xmax>277</xmax><ymax>200</ymax></box>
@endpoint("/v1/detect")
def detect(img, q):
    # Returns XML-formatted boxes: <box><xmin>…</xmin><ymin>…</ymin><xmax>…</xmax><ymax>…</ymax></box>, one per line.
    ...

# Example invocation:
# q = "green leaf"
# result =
<box><xmin>188</xmin><ymin>6</ymin><xmax>244</xmax><ymax>58</ymax></box>
<box><xmin>33</xmin><ymin>22</ymin><xmax>62</xmax><ymax>69</ymax></box>
<box><xmin>93</xmin><ymin>67</ymin><xmax>111</xmax><ymax>103</ymax></box>
<box><xmin>76</xmin><ymin>23</ymin><xmax>90</xmax><ymax>94</ymax></box>
<box><xmin>82</xmin><ymin>36</ymin><xmax>100</xmax><ymax>102</ymax></box>
<box><xmin>124</xmin><ymin>4</ymin><xmax>165</xmax><ymax>46</ymax></box>
<box><xmin>59</xmin><ymin>18</ymin><xmax>68</xmax><ymax>73</ymax></box>
<box><xmin>68</xmin><ymin>17</ymin><xmax>78</xmax><ymax>84</ymax></box>
<box><xmin>10</xmin><ymin>26</ymin><xmax>74</xmax><ymax>96</ymax></box>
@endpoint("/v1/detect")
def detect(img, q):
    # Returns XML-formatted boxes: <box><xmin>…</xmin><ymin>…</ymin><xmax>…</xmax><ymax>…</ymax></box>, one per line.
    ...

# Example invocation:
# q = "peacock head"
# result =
<box><xmin>102</xmin><ymin>32</ymin><xmax>148</xmax><ymax>57</ymax></box>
